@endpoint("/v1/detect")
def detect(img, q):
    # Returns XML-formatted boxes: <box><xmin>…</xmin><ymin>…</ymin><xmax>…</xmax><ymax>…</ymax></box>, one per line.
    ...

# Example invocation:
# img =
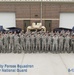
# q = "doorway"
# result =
<box><xmin>45</xmin><ymin>20</ymin><xmax>52</xmax><ymax>32</ymax></box>
<box><xmin>24</xmin><ymin>20</ymin><xmax>30</xmax><ymax>32</ymax></box>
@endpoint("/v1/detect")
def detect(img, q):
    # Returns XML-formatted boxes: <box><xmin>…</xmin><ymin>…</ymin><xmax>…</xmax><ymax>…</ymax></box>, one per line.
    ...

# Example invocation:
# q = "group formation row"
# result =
<box><xmin>0</xmin><ymin>30</ymin><xmax>74</xmax><ymax>53</ymax></box>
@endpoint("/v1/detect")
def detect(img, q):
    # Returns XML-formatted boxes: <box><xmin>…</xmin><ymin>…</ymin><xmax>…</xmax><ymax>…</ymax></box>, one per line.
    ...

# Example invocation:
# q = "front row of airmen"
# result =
<box><xmin>0</xmin><ymin>30</ymin><xmax>74</xmax><ymax>53</ymax></box>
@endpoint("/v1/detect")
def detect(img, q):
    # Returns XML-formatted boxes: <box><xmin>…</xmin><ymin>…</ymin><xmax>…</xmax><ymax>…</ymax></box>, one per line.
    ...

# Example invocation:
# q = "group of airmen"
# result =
<box><xmin>0</xmin><ymin>30</ymin><xmax>74</xmax><ymax>53</ymax></box>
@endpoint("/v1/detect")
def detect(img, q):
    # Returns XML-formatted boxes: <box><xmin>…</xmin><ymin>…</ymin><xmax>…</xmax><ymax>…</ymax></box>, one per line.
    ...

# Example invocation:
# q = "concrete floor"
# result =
<box><xmin>0</xmin><ymin>53</ymin><xmax>74</xmax><ymax>75</ymax></box>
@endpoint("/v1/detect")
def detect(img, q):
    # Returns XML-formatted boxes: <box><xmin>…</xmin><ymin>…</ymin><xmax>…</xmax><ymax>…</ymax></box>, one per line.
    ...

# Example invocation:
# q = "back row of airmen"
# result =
<box><xmin>0</xmin><ymin>30</ymin><xmax>74</xmax><ymax>53</ymax></box>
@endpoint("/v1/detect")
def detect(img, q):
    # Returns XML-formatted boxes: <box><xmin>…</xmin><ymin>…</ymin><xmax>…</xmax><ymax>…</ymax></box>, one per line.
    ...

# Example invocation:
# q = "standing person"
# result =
<box><xmin>23</xmin><ymin>34</ymin><xmax>26</xmax><ymax>52</ymax></box>
<box><xmin>3</xmin><ymin>32</ymin><xmax>9</xmax><ymax>53</ymax></box>
<box><xmin>26</xmin><ymin>35</ymin><xmax>31</xmax><ymax>53</ymax></box>
<box><xmin>47</xmin><ymin>33</ymin><xmax>52</xmax><ymax>52</ymax></box>
<box><xmin>30</xmin><ymin>33</ymin><xmax>35</xmax><ymax>53</ymax></box>
<box><xmin>13</xmin><ymin>31</ymin><xmax>21</xmax><ymax>53</ymax></box>
<box><xmin>52</xmin><ymin>34</ymin><xmax>59</xmax><ymax>53</ymax></box>
<box><xmin>9</xmin><ymin>32</ymin><xmax>14</xmax><ymax>53</ymax></box>
<box><xmin>34</xmin><ymin>31</ymin><xmax>37</xmax><ymax>52</ymax></box>
<box><xmin>71</xmin><ymin>34</ymin><xmax>74</xmax><ymax>52</ymax></box>
<box><xmin>0</xmin><ymin>32</ymin><xmax>4</xmax><ymax>53</ymax></box>
<box><xmin>19</xmin><ymin>33</ymin><xmax>25</xmax><ymax>52</ymax></box>
<box><xmin>45</xmin><ymin>33</ymin><xmax>49</xmax><ymax>52</ymax></box>
<box><xmin>64</xmin><ymin>34</ymin><xmax>71</xmax><ymax>53</ymax></box>
<box><xmin>58</xmin><ymin>34</ymin><xmax>64</xmax><ymax>53</ymax></box>
<box><xmin>42</xmin><ymin>33</ymin><xmax>47</xmax><ymax>52</ymax></box>
<box><xmin>36</xmin><ymin>33</ymin><xmax>41</xmax><ymax>52</ymax></box>
<box><xmin>39</xmin><ymin>32</ymin><xmax>43</xmax><ymax>52</ymax></box>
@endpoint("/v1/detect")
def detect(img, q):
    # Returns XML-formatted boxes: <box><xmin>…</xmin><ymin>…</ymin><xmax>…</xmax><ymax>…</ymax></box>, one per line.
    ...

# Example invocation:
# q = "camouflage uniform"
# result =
<box><xmin>3</xmin><ymin>33</ymin><xmax>9</xmax><ymax>53</ymax></box>
<box><xmin>19</xmin><ymin>33</ymin><xmax>25</xmax><ymax>52</ymax></box>
<box><xmin>26</xmin><ymin>35</ymin><xmax>30</xmax><ymax>53</ymax></box>
<box><xmin>64</xmin><ymin>35</ymin><xmax>71</xmax><ymax>52</ymax></box>
<box><xmin>42</xmin><ymin>34</ymin><xmax>47</xmax><ymax>52</ymax></box>
<box><xmin>9</xmin><ymin>33</ymin><xmax>14</xmax><ymax>53</ymax></box>
<box><xmin>30</xmin><ymin>34</ymin><xmax>35</xmax><ymax>52</ymax></box>
<box><xmin>52</xmin><ymin>34</ymin><xmax>59</xmax><ymax>52</ymax></box>
<box><xmin>13</xmin><ymin>34</ymin><xmax>21</xmax><ymax>53</ymax></box>
<box><xmin>0</xmin><ymin>34</ymin><xmax>4</xmax><ymax>53</ymax></box>
<box><xmin>47</xmin><ymin>34</ymin><xmax>52</xmax><ymax>51</ymax></box>
<box><xmin>71</xmin><ymin>35</ymin><xmax>74</xmax><ymax>52</ymax></box>
<box><xmin>58</xmin><ymin>35</ymin><xmax>64</xmax><ymax>52</ymax></box>
<box><xmin>36</xmin><ymin>34</ymin><xmax>41</xmax><ymax>52</ymax></box>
